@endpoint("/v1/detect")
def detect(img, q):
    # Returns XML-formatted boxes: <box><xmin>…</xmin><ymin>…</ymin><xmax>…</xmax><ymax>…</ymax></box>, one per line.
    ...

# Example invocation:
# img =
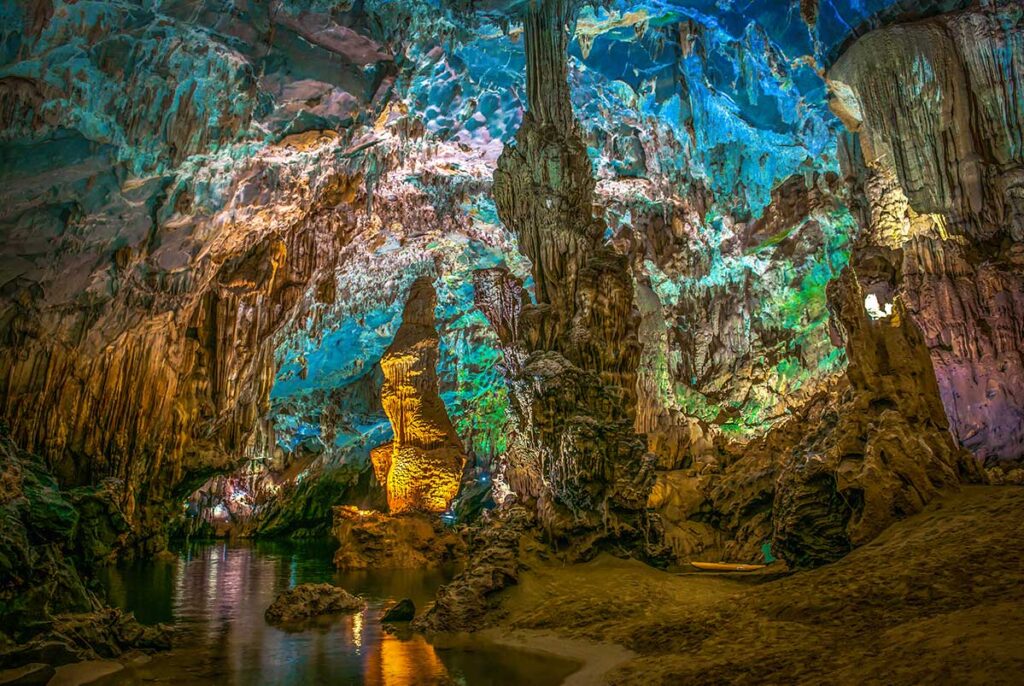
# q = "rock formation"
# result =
<box><xmin>372</xmin><ymin>276</ymin><xmax>466</xmax><ymax>514</ymax></box>
<box><xmin>380</xmin><ymin>598</ymin><xmax>415</xmax><ymax>623</ymax></box>
<box><xmin>264</xmin><ymin>583</ymin><xmax>364</xmax><ymax>625</ymax></box>
<box><xmin>332</xmin><ymin>505</ymin><xmax>463</xmax><ymax>570</ymax></box>
<box><xmin>485</xmin><ymin>0</ymin><xmax>664</xmax><ymax>562</ymax></box>
<box><xmin>0</xmin><ymin>428</ymin><xmax>171</xmax><ymax>668</ymax></box>
<box><xmin>828</xmin><ymin>1</ymin><xmax>1024</xmax><ymax>464</ymax></box>
<box><xmin>0</xmin><ymin>1</ymin><xmax>1021</xmax><ymax>657</ymax></box>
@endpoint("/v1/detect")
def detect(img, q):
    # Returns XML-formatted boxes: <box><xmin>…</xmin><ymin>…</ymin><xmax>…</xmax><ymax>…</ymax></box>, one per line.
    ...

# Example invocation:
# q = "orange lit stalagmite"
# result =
<box><xmin>372</xmin><ymin>276</ymin><xmax>466</xmax><ymax>514</ymax></box>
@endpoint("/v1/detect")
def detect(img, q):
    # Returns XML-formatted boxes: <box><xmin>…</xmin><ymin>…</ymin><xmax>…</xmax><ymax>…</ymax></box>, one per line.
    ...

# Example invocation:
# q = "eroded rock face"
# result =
<box><xmin>380</xmin><ymin>598</ymin><xmax>415</xmax><ymax>623</ymax></box>
<box><xmin>0</xmin><ymin>429</ymin><xmax>171</xmax><ymax>668</ymax></box>
<box><xmin>331</xmin><ymin>506</ymin><xmax>463</xmax><ymax>570</ymax></box>
<box><xmin>772</xmin><ymin>245</ymin><xmax>982</xmax><ymax>567</ymax></box>
<box><xmin>373</xmin><ymin>277</ymin><xmax>466</xmax><ymax>514</ymax></box>
<box><xmin>485</xmin><ymin>0</ymin><xmax>664</xmax><ymax>562</ymax></box>
<box><xmin>828</xmin><ymin>1</ymin><xmax>1024</xmax><ymax>464</ymax></box>
<box><xmin>412</xmin><ymin>506</ymin><xmax>530</xmax><ymax>633</ymax></box>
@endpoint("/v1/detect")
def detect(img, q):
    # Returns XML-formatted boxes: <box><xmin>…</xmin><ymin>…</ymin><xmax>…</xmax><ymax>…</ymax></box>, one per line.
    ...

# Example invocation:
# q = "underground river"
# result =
<box><xmin>93</xmin><ymin>539</ymin><xmax>580</xmax><ymax>685</ymax></box>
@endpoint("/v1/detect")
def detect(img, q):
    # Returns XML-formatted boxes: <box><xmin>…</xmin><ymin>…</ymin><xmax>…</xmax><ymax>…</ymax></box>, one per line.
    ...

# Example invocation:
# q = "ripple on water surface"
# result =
<box><xmin>96</xmin><ymin>539</ymin><xmax>579</xmax><ymax>685</ymax></box>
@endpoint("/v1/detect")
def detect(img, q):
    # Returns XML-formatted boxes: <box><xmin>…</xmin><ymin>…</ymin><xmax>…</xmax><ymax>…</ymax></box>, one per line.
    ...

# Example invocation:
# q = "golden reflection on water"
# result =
<box><xmin>370</xmin><ymin>632</ymin><xmax>449</xmax><ymax>686</ymax></box>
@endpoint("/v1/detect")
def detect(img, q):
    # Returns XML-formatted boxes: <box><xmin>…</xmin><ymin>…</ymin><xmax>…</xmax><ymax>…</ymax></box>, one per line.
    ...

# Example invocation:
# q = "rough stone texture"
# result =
<box><xmin>264</xmin><ymin>583</ymin><xmax>364</xmax><ymax>625</ymax></box>
<box><xmin>0</xmin><ymin>126</ymin><xmax>362</xmax><ymax>553</ymax></box>
<box><xmin>772</xmin><ymin>246</ymin><xmax>983</xmax><ymax>567</ymax></box>
<box><xmin>373</xmin><ymin>277</ymin><xmax>466</xmax><ymax>514</ymax></box>
<box><xmin>331</xmin><ymin>506</ymin><xmax>463</xmax><ymax>570</ymax></box>
<box><xmin>0</xmin><ymin>428</ymin><xmax>170</xmax><ymax>668</ymax></box>
<box><xmin>829</xmin><ymin>1</ymin><xmax>1024</xmax><ymax>463</ymax></box>
<box><xmin>0</xmin><ymin>0</ymin><xmax>404</xmax><ymax>553</ymax></box>
<box><xmin>412</xmin><ymin>506</ymin><xmax>531</xmax><ymax>633</ymax></box>
<box><xmin>485</xmin><ymin>0</ymin><xmax>665</xmax><ymax>563</ymax></box>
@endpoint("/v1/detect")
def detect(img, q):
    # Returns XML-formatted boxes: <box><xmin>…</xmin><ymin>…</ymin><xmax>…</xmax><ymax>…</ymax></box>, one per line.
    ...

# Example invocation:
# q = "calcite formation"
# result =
<box><xmin>1</xmin><ymin>0</ymin><xmax>1022</xmax><ymax>649</ymax></box>
<box><xmin>372</xmin><ymin>276</ymin><xmax>466</xmax><ymax>514</ymax></box>
<box><xmin>487</xmin><ymin>0</ymin><xmax>663</xmax><ymax>561</ymax></box>
<box><xmin>828</xmin><ymin>2</ymin><xmax>1024</xmax><ymax>464</ymax></box>
<box><xmin>332</xmin><ymin>505</ymin><xmax>463</xmax><ymax>570</ymax></box>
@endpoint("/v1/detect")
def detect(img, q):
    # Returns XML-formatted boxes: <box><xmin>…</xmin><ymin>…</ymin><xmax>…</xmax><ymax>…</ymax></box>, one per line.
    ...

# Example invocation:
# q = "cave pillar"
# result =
<box><xmin>483</xmin><ymin>0</ymin><xmax>663</xmax><ymax>560</ymax></box>
<box><xmin>373</xmin><ymin>276</ymin><xmax>466</xmax><ymax>514</ymax></box>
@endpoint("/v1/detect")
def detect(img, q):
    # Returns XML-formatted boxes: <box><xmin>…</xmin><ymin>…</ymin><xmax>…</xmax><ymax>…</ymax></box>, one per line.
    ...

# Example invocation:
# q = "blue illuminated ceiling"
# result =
<box><xmin>263</xmin><ymin>0</ymin><xmax>962</xmax><ymax>458</ymax></box>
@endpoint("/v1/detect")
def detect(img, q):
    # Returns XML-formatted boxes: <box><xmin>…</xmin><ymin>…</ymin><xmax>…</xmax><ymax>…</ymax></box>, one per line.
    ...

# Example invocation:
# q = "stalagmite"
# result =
<box><xmin>373</xmin><ymin>276</ymin><xmax>466</xmax><ymax>514</ymax></box>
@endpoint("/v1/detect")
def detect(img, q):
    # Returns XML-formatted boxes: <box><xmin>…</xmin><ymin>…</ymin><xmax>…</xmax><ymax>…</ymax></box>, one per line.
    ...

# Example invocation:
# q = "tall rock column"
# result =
<box><xmin>372</xmin><ymin>276</ymin><xmax>466</xmax><ymax>514</ymax></box>
<box><xmin>486</xmin><ymin>0</ymin><xmax>661</xmax><ymax>560</ymax></box>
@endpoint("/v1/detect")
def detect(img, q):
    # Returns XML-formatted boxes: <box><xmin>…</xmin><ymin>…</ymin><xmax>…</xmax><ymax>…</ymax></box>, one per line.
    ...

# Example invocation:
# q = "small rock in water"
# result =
<box><xmin>265</xmin><ymin>583</ymin><xmax>365</xmax><ymax>624</ymax></box>
<box><xmin>380</xmin><ymin>599</ymin><xmax>415</xmax><ymax>622</ymax></box>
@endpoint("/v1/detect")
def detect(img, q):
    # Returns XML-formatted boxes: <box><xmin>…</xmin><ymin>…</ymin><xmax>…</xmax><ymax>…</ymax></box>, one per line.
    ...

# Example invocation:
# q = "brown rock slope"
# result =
<box><xmin>498</xmin><ymin>486</ymin><xmax>1024</xmax><ymax>685</ymax></box>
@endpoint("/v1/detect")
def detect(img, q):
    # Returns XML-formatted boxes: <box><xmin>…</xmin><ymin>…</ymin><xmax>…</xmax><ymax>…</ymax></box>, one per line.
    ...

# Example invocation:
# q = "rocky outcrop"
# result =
<box><xmin>412</xmin><ymin>506</ymin><xmax>531</xmax><ymax>633</ymax></box>
<box><xmin>772</xmin><ymin>244</ymin><xmax>982</xmax><ymax>567</ymax></box>
<box><xmin>264</xmin><ymin>583</ymin><xmax>364</xmax><ymax>625</ymax></box>
<box><xmin>0</xmin><ymin>0</ymin><xmax>404</xmax><ymax>553</ymax></box>
<box><xmin>484</xmin><ymin>0</ymin><xmax>665</xmax><ymax>562</ymax></box>
<box><xmin>828</xmin><ymin>1</ymin><xmax>1024</xmax><ymax>464</ymax></box>
<box><xmin>0</xmin><ymin>429</ymin><xmax>170</xmax><ymax>669</ymax></box>
<box><xmin>0</xmin><ymin>131</ymin><xmax>364</xmax><ymax>553</ymax></box>
<box><xmin>380</xmin><ymin>599</ymin><xmax>415</xmax><ymax>623</ymax></box>
<box><xmin>372</xmin><ymin>277</ymin><xmax>466</xmax><ymax>514</ymax></box>
<box><xmin>332</xmin><ymin>506</ymin><xmax>463</xmax><ymax>570</ymax></box>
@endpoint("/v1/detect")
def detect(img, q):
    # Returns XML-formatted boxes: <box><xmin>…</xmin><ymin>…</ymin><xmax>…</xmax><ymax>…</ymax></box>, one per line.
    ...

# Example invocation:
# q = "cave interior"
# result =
<box><xmin>1</xmin><ymin>0</ymin><xmax>1023</xmax><ymax>684</ymax></box>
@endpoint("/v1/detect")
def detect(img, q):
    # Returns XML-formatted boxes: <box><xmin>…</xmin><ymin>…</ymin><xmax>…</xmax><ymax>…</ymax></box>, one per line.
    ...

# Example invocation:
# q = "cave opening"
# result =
<box><xmin>1</xmin><ymin>0</ymin><xmax>1022</xmax><ymax>684</ymax></box>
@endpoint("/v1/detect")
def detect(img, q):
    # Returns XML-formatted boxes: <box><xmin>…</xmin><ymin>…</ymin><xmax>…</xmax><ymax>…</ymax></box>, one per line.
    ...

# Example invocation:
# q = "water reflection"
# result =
<box><xmin>96</xmin><ymin>540</ymin><xmax>578</xmax><ymax>686</ymax></box>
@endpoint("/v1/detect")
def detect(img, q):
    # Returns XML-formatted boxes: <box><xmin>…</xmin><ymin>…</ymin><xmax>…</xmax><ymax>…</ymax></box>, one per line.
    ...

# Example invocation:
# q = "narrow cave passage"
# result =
<box><xmin>1</xmin><ymin>1</ymin><xmax>1022</xmax><ymax>685</ymax></box>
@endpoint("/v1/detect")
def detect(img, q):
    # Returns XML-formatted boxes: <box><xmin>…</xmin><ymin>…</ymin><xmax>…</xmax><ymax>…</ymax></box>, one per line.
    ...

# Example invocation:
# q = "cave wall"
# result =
<box><xmin>828</xmin><ymin>0</ymin><xmax>1024</xmax><ymax>463</ymax></box>
<box><xmin>3</xmin><ymin>0</ymin><xmax>1019</xmax><ymax>561</ymax></box>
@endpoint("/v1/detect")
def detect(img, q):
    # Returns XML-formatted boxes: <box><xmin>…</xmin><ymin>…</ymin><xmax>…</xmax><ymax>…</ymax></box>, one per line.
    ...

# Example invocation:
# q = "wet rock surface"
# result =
<box><xmin>380</xmin><ymin>598</ymin><xmax>415</xmax><ymax>623</ymax></box>
<box><xmin>0</xmin><ymin>1</ymin><xmax>1020</xmax><ymax>670</ymax></box>
<box><xmin>0</xmin><ymin>429</ymin><xmax>171</xmax><ymax>670</ymax></box>
<box><xmin>264</xmin><ymin>583</ymin><xmax>364</xmax><ymax>625</ymax></box>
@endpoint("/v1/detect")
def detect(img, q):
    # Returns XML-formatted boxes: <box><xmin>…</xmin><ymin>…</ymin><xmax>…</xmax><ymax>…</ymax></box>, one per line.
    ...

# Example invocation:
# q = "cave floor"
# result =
<box><xmin>488</xmin><ymin>486</ymin><xmax>1024</xmax><ymax>685</ymax></box>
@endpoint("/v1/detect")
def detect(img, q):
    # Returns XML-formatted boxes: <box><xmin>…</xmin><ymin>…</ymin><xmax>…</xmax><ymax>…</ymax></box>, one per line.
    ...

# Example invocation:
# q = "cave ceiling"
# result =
<box><xmin>0</xmin><ymin>0</ymin><xmax>1012</xmax><ymax>532</ymax></box>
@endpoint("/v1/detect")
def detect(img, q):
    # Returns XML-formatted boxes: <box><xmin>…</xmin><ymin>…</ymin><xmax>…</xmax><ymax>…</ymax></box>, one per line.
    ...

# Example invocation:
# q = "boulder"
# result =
<box><xmin>380</xmin><ymin>599</ymin><xmax>415</xmax><ymax>622</ymax></box>
<box><xmin>264</xmin><ymin>584</ymin><xmax>364</xmax><ymax>624</ymax></box>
